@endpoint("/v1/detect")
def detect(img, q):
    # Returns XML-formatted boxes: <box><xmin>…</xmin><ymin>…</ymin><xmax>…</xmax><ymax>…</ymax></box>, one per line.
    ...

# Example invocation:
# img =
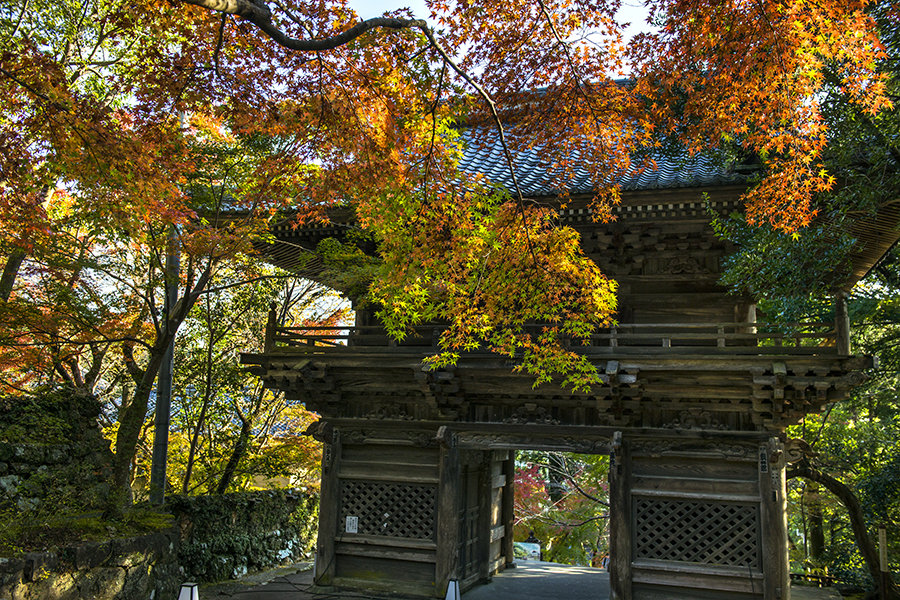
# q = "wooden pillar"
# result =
<box><xmin>478</xmin><ymin>450</ymin><xmax>493</xmax><ymax>582</ymax></box>
<box><xmin>315</xmin><ymin>428</ymin><xmax>341</xmax><ymax>586</ymax></box>
<box><xmin>609</xmin><ymin>431</ymin><xmax>632</xmax><ymax>600</ymax></box>
<box><xmin>836</xmin><ymin>291</ymin><xmax>851</xmax><ymax>356</ymax></box>
<box><xmin>760</xmin><ymin>438</ymin><xmax>790</xmax><ymax>600</ymax></box>
<box><xmin>436</xmin><ymin>438</ymin><xmax>460</xmax><ymax>597</ymax></box>
<box><xmin>502</xmin><ymin>451</ymin><xmax>516</xmax><ymax>568</ymax></box>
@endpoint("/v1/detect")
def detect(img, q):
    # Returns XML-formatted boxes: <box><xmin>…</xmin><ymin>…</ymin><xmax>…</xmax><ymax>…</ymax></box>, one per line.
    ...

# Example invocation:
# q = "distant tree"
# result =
<box><xmin>782</xmin><ymin>246</ymin><xmax>900</xmax><ymax>598</ymax></box>
<box><xmin>514</xmin><ymin>452</ymin><xmax>609</xmax><ymax>566</ymax></box>
<box><xmin>165</xmin><ymin>274</ymin><xmax>346</xmax><ymax>496</ymax></box>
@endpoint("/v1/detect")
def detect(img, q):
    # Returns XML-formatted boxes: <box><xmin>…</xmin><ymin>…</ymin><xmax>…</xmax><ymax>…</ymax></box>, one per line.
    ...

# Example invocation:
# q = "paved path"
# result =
<box><xmin>198</xmin><ymin>560</ymin><xmax>841</xmax><ymax>600</ymax></box>
<box><xmin>791</xmin><ymin>585</ymin><xmax>843</xmax><ymax>600</ymax></box>
<box><xmin>200</xmin><ymin>563</ymin><xmax>317</xmax><ymax>599</ymax></box>
<box><xmin>463</xmin><ymin>561</ymin><xmax>609</xmax><ymax>600</ymax></box>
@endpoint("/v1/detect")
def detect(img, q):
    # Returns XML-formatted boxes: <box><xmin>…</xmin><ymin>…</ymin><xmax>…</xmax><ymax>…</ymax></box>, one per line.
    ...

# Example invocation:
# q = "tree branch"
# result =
<box><xmin>121</xmin><ymin>341</ymin><xmax>144</xmax><ymax>385</ymax></box>
<box><xmin>181</xmin><ymin>0</ymin><xmax>426</xmax><ymax>52</ymax></box>
<box><xmin>787</xmin><ymin>459</ymin><xmax>900</xmax><ymax>599</ymax></box>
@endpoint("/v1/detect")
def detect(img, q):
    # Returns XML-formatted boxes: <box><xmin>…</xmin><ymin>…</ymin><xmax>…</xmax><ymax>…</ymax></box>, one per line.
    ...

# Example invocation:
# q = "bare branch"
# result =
<box><xmin>213</xmin><ymin>13</ymin><xmax>227</xmax><ymax>79</ymax></box>
<box><xmin>181</xmin><ymin>0</ymin><xmax>426</xmax><ymax>52</ymax></box>
<box><xmin>1</xmin><ymin>0</ymin><xmax>30</xmax><ymax>45</ymax></box>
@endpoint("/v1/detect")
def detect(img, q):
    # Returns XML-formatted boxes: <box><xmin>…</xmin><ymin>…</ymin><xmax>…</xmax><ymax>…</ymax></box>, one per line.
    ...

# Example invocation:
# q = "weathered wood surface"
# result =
<box><xmin>326</xmin><ymin>433</ymin><xmax>440</xmax><ymax>595</ymax></box>
<box><xmin>242</xmin><ymin>344</ymin><xmax>869</xmax><ymax>431</ymax></box>
<box><xmin>314</xmin><ymin>430</ymin><xmax>341</xmax><ymax>586</ymax></box>
<box><xmin>610</xmin><ymin>432</ymin><xmax>632</xmax><ymax>600</ymax></box>
<box><xmin>477</xmin><ymin>451</ymin><xmax>492</xmax><ymax>582</ymax></box>
<box><xmin>315</xmin><ymin>425</ymin><xmax>791</xmax><ymax>600</ymax></box>
<box><xmin>501</xmin><ymin>452</ymin><xmax>516</xmax><ymax>569</ymax></box>
<box><xmin>435</xmin><ymin>442</ymin><xmax>460</xmax><ymax>597</ymax></box>
<box><xmin>459</xmin><ymin>452</ymin><xmax>484</xmax><ymax>591</ymax></box>
<box><xmin>628</xmin><ymin>437</ymin><xmax>771</xmax><ymax>599</ymax></box>
<box><xmin>487</xmin><ymin>451</ymin><xmax>508</xmax><ymax>576</ymax></box>
<box><xmin>759</xmin><ymin>438</ymin><xmax>790</xmax><ymax>600</ymax></box>
<box><xmin>265</xmin><ymin>321</ymin><xmax>838</xmax><ymax>355</ymax></box>
<box><xmin>632</xmin><ymin>559</ymin><xmax>765</xmax><ymax>598</ymax></box>
<box><xmin>254</xmin><ymin>182</ymin><xmax>879</xmax><ymax>600</ymax></box>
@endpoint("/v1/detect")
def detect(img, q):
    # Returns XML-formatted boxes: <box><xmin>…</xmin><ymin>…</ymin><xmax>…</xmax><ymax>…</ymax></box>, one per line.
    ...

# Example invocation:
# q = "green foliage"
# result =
<box><xmin>316</xmin><ymin>234</ymin><xmax>380</xmax><ymax>300</ymax></box>
<box><xmin>711</xmin><ymin>208</ymin><xmax>854</xmax><ymax>322</ymax></box>
<box><xmin>712</xmin><ymin>0</ymin><xmax>898</xmax><ymax>322</ymax></box>
<box><xmin>514</xmin><ymin>452</ymin><xmax>609</xmax><ymax>566</ymax></box>
<box><xmin>0</xmin><ymin>507</ymin><xmax>173</xmax><ymax>557</ymax></box>
<box><xmin>0</xmin><ymin>386</ymin><xmax>101</xmax><ymax>444</ymax></box>
<box><xmin>117</xmin><ymin>270</ymin><xmax>334</xmax><ymax>499</ymax></box>
<box><xmin>786</xmin><ymin>263</ymin><xmax>900</xmax><ymax>589</ymax></box>
<box><xmin>0</xmin><ymin>387</ymin><xmax>113</xmax><ymax>516</ymax></box>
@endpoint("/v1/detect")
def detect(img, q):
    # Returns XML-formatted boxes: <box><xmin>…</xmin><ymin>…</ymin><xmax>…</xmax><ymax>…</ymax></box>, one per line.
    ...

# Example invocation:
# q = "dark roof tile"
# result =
<box><xmin>457</xmin><ymin>130</ymin><xmax>744</xmax><ymax>196</ymax></box>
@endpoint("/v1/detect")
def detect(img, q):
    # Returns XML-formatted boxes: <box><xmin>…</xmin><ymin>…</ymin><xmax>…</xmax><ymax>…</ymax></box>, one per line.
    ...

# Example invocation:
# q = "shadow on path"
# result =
<box><xmin>198</xmin><ymin>559</ymin><xmax>840</xmax><ymax>600</ymax></box>
<box><xmin>463</xmin><ymin>561</ymin><xmax>610</xmax><ymax>600</ymax></box>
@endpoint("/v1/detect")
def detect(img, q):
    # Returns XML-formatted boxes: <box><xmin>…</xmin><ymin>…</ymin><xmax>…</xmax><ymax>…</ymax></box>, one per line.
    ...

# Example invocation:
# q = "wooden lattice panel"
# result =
<box><xmin>340</xmin><ymin>481</ymin><xmax>436</xmax><ymax>540</ymax></box>
<box><xmin>634</xmin><ymin>497</ymin><xmax>760</xmax><ymax>568</ymax></box>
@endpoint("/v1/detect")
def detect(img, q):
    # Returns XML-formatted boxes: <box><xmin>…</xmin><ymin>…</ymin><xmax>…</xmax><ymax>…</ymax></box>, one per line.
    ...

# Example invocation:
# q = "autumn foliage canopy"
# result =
<box><xmin>0</xmin><ymin>0</ymin><xmax>892</xmax><ymax>388</ymax></box>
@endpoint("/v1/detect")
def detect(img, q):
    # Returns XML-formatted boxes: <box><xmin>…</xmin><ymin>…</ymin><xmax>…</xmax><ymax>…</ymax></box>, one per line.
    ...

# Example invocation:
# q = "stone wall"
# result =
<box><xmin>169</xmin><ymin>489</ymin><xmax>318</xmax><ymax>581</ymax></box>
<box><xmin>0</xmin><ymin>390</ymin><xmax>319</xmax><ymax>598</ymax></box>
<box><xmin>0</xmin><ymin>490</ymin><xmax>320</xmax><ymax>600</ymax></box>
<box><xmin>0</xmin><ymin>390</ymin><xmax>113</xmax><ymax>513</ymax></box>
<box><xmin>0</xmin><ymin>530</ymin><xmax>181</xmax><ymax>600</ymax></box>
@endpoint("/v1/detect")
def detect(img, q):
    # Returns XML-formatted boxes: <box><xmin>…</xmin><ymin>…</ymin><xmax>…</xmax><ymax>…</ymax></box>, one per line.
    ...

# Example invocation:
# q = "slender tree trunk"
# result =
<box><xmin>2</xmin><ymin>188</ymin><xmax>54</xmax><ymax>301</ymax></box>
<box><xmin>801</xmin><ymin>487</ymin><xmax>810</xmax><ymax>559</ymax></box>
<box><xmin>807</xmin><ymin>483</ymin><xmax>826</xmax><ymax>562</ymax></box>
<box><xmin>183</xmin><ymin>293</ymin><xmax>217</xmax><ymax>493</ymax></box>
<box><xmin>788</xmin><ymin>461</ymin><xmax>899</xmax><ymax>599</ymax></box>
<box><xmin>182</xmin><ymin>386</ymin><xmax>212</xmax><ymax>493</ymax></box>
<box><xmin>104</xmin><ymin>344</ymin><xmax>167</xmax><ymax>519</ymax></box>
<box><xmin>215</xmin><ymin>415</ymin><xmax>252</xmax><ymax>494</ymax></box>
<box><xmin>103</xmin><ymin>264</ymin><xmax>213</xmax><ymax>517</ymax></box>
<box><xmin>547</xmin><ymin>452</ymin><xmax>566</xmax><ymax>504</ymax></box>
<box><xmin>0</xmin><ymin>250</ymin><xmax>25</xmax><ymax>301</ymax></box>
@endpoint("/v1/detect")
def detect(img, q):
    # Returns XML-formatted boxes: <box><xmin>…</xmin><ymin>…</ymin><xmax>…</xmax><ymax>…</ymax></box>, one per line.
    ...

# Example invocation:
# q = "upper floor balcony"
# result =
<box><xmin>261</xmin><ymin>305</ymin><xmax>853</xmax><ymax>359</ymax></box>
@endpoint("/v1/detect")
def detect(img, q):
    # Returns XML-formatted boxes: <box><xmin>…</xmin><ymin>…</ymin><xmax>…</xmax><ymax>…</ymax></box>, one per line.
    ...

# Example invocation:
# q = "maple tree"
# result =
<box><xmin>169</xmin><ymin>0</ymin><xmax>889</xmax><ymax>387</ymax></box>
<box><xmin>0</xmin><ymin>0</ymin><xmax>311</xmax><ymax>515</ymax></box>
<box><xmin>116</xmin><ymin>273</ymin><xmax>343</xmax><ymax>498</ymax></box>
<box><xmin>514</xmin><ymin>452</ymin><xmax>610</xmax><ymax>565</ymax></box>
<box><xmin>2</xmin><ymin>0</ymin><xmax>890</xmax><ymax>384</ymax></box>
<box><xmin>174</xmin><ymin>274</ymin><xmax>344</xmax><ymax>496</ymax></box>
<box><xmin>0</xmin><ymin>0</ymin><xmax>893</xmax><ymax>517</ymax></box>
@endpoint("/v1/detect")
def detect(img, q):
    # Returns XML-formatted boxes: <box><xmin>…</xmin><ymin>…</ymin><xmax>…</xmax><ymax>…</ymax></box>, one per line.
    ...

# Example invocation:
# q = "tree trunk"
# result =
<box><xmin>0</xmin><ymin>250</ymin><xmax>25</xmax><ymax>301</ymax></box>
<box><xmin>788</xmin><ymin>461</ymin><xmax>899</xmax><ymax>599</ymax></box>
<box><xmin>807</xmin><ymin>483</ymin><xmax>826</xmax><ymax>562</ymax></box>
<box><xmin>182</xmin><ymin>387</ymin><xmax>211</xmax><ymax>494</ymax></box>
<box><xmin>215</xmin><ymin>415</ymin><xmax>252</xmax><ymax>494</ymax></box>
<box><xmin>103</xmin><ymin>264</ymin><xmax>214</xmax><ymax>517</ymax></box>
<box><xmin>547</xmin><ymin>452</ymin><xmax>566</xmax><ymax>504</ymax></box>
<box><xmin>103</xmin><ymin>345</ymin><xmax>167</xmax><ymax>519</ymax></box>
<box><xmin>183</xmin><ymin>293</ymin><xmax>217</xmax><ymax>493</ymax></box>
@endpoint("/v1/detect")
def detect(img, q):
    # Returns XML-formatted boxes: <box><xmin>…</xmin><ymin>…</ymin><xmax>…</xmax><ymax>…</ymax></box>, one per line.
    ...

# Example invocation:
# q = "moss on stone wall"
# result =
<box><xmin>168</xmin><ymin>489</ymin><xmax>318</xmax><ymax>582</ymax></box>
<box><xmin>0</xmin><ymin>387</ymin><xmax>102</xmax><ymax>445</ymax></box>
<box><xmin>0</xmin><ymin>387</ymin><xmax>113</xmax><ymax>515</ymax></box>
<box><xmin>0</xmin><ymin>529</ymin><xmax>182</xmax><ymax>600</ymax></box>
<box><xmin>0</xmin><ymin>389</ymin><xmax>320</xmax><ymax>588</ymax></box>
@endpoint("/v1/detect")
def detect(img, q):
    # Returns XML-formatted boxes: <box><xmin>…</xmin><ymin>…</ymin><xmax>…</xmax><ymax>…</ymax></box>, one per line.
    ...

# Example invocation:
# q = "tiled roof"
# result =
<box><xmin>456</xmin><ymin>130</ymin><xmax>745</xmax><ymax>196</ymax></box>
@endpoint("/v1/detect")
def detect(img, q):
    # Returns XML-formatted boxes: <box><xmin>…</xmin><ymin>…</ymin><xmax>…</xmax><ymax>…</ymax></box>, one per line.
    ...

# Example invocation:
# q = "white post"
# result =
<box><xmin>178</xmin><ymin>582</ymin><xmax>199</xmax><ymax>600</ymax></box>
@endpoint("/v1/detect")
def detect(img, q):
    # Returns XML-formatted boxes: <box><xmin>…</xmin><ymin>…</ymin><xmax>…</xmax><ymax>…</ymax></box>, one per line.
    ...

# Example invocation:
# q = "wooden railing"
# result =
<box><xmin>263</xmin><ymin>320</ymin><xmax>845</xmax><ymax>356</ymax></box>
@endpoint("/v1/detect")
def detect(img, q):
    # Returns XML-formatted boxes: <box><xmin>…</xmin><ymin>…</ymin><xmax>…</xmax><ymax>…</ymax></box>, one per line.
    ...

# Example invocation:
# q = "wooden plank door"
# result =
<box><xmin>458</xmin><ymin>454</ymin><xmax>483</xmax><ymax>588</ymax></box>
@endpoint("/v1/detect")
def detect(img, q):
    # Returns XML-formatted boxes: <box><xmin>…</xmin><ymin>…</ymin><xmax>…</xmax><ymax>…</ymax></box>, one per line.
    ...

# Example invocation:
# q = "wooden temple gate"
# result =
<box><xmin>242</xmin><ymin>146</ymin><xmax>899</xmax><ymax>598</ymax></box>
<box><xmin>244</xmin><ymin>320</ymin><xmax>869</xmax><ymax>599</ymax></box>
